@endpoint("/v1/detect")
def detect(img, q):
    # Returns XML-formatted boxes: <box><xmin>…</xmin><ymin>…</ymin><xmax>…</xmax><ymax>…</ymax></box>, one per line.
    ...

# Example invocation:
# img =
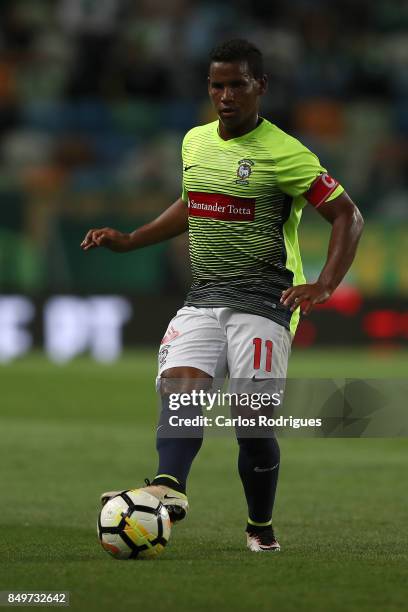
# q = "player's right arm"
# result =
<box><xmin>80</xmin><ymin>197</ymin><xmax>188</xmax><ymax>252</ymax></box>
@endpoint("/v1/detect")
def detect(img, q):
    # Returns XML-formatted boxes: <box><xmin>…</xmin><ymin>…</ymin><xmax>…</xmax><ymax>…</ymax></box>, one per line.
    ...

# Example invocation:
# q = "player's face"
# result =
<box><xmin>208</xmin><ymin>61</ymin><xmax>267</xmax><ymax>138</ymax></box>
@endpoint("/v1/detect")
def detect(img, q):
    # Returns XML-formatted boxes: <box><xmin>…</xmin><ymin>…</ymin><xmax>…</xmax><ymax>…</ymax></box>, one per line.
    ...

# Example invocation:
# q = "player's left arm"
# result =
<box><xmin>281</xmin><ymin>191</ymin><xmax>364</xmax><ymax>314</ymax></box>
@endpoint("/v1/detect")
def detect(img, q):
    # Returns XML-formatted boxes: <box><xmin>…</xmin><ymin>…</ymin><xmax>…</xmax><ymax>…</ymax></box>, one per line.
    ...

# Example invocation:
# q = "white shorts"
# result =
<box><xmin>158</xmin><ymin>306</ymin><xmax>292</xmax><ymax>380</ymax></box>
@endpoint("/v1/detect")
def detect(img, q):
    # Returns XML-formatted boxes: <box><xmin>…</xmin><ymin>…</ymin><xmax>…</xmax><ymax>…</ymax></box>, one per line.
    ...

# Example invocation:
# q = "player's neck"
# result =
<box><xmin>218</xmin><ymin>115</ymin><xmax>262</xmax><ymax>140</ymax></box>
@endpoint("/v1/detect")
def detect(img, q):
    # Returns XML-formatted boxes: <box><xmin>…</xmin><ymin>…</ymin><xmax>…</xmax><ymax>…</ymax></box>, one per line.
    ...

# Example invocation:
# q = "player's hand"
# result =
<box><xmin>80</xmin><ymin>228</ymin><xmax>131</xmax><ymax>252</ymax></box>
<box><xmin>280</xmin><ymin>282</ymin><xmax>332</xmax><ymax>315</ymax></box>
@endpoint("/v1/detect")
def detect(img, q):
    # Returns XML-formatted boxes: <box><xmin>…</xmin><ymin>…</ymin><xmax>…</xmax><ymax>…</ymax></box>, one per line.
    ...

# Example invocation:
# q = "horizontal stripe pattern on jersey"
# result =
<box><xmin>181</xmin><ymin>118</ymin><xmax>344</xmax><ymax>334</ymax></box>
<box><xmin>184</xmin><ymin>273</ymin><xmax>292</xmax><ymax>329</ymax></box>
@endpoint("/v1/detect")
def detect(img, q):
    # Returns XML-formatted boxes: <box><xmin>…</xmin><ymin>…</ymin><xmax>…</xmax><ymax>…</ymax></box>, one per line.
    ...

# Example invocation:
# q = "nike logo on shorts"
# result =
<box><xmin>251</xmin><ymin>375</ymin><xmax>271</xmax><ymax>382</ymax></box>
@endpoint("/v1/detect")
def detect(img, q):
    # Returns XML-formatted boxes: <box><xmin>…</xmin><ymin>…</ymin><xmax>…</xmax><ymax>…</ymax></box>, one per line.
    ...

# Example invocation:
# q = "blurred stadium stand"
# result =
<box><xmin>0</xmin><ymin>0</ymin><xmax>407</xmax><ymax>354</ymax></box>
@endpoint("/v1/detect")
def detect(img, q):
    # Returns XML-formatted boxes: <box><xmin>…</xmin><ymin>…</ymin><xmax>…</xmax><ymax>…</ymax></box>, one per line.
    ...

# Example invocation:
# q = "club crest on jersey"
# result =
<box><xmin>236</xmin><ymin>158</ymin><xmax>254</xmax><ymax>185</ymax></box>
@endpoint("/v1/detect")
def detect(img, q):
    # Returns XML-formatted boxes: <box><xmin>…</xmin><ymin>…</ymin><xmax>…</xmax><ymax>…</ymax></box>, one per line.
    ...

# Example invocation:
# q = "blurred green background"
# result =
<box><xmin>1</xmin><ymin>1</ymin><xmax>407</xmax><ymax>357</ymax></box>
<box><xmin>1</xmin><ymin>0</ymin><xmax>407</xmax><ymax>305</ymax></box>
<box><xmin>0</xmin><ymin>3</ymin><xmax>407</xmax><ymax>610</ymax></box>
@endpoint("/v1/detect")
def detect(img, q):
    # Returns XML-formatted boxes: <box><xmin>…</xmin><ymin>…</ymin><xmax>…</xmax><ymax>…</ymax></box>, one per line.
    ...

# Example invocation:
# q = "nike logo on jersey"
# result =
<box><xmin>163</xmin><ymin>494</ymin><xmax>181</xmax><ymax>500</ymax></box>
<box><xmin>184</xmin><ymin>164</ymin><xmax>198</xmax><ymax>171</ymax></box>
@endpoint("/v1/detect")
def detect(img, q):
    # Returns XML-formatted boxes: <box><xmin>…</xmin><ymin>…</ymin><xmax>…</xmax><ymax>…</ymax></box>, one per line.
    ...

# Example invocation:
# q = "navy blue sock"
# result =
<box><xmin>237</xmin><ymin>436</ymin><xmax>280</xmax><ymax>525</ymax></box>
<box><xmin>154</xmin><ymin>394</ymin><xmax>203</xmax><ymax>494</ymax></box>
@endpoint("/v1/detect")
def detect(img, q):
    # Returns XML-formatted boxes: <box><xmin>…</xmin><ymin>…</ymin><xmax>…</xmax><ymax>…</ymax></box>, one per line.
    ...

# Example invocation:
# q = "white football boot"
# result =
<box><xmin>100</xmin><ymin>480</ymin><xmax>189</xmax><ymax>523</ymax></box>
<box><xmin>246</xmin><ymin>526</ymin><xmax>281</xmax><ymax>552</ymax></box>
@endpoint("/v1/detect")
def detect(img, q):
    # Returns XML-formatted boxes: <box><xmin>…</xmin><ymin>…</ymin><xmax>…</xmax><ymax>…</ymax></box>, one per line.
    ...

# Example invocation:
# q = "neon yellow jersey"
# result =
<box><xmin>181</xmin><ymin>118</ymin><xmax>344</xmax><ymax>334</ymax></box>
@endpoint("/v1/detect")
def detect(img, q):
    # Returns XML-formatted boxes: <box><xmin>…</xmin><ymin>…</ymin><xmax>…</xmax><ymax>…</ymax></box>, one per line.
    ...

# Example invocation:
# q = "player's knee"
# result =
<box><xmin>159</xmin><ymin>367</ymin><xmax>212</xmax><ymax>395</ymax></box>
<box><xmin>161</xmin><ymin>366</ymin><xmax>212</xmax><ymax>379</ymax></box>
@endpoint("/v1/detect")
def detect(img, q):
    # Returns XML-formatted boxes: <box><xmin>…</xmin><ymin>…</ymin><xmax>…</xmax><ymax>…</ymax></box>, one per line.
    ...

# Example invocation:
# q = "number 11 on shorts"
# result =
<box><xmin>252</xmin><ymin>338</ymin><xmax>273</xmax><ymax>372</ymax></box>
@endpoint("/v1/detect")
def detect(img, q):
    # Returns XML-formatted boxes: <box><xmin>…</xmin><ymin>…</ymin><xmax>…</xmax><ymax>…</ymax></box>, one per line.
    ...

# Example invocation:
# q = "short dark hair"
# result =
<box><xmin>209</xmin><ymin>39</ymin><xmax>264</xmax><ymax>79</ymax></box>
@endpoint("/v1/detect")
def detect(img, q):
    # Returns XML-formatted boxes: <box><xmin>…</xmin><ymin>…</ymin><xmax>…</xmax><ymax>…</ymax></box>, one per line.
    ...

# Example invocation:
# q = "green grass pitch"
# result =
<box><xmin>0</xmin><ymin>349</ymin><xmax>407</xmax><ymax>612</ymax></box>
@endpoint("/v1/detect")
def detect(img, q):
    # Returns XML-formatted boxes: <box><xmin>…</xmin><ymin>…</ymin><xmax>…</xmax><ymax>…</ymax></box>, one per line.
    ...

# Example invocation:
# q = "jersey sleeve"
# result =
<box><xmin>275</xmin><ymin>136</ymin><xmax>344</xmax><ymax>206</ymax></box>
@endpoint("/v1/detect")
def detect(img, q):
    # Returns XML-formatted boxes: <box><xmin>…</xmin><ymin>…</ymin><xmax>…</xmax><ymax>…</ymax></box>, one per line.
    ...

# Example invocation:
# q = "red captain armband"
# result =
<box><xmin>304</xmin><ymin>173</ymin><xmax>339</xmax><ymax>208</ymax></box>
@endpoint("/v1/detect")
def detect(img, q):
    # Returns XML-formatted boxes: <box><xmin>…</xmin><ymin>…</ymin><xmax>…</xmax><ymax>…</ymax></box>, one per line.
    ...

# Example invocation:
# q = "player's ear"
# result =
<box><xmin>257</xmin><ymin>74</ymin><xmax>268</xmax><ymax>96</ymax></box>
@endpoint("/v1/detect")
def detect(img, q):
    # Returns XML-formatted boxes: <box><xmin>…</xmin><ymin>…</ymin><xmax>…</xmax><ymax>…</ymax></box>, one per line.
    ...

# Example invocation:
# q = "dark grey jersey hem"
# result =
<box><xmin>183</xmin><ymin>298</ymin><xmax>292</xmax><ymax>330</ymax></box>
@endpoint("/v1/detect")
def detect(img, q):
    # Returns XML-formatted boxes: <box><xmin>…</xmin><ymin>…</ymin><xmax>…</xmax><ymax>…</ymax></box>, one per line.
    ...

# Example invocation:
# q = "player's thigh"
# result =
<box><xmin>158</xmin><ymin>306</ymin><xmax>227</xmax><ymax>379</ymax></box>
<box><xmin>220</xmin><ymin>309</ymin><xmax>292</xmax><ymax>379</ymax></box>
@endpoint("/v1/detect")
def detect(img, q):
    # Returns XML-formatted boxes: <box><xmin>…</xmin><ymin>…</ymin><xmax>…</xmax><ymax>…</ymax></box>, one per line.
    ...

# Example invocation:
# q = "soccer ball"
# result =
<box><xmin>97</xmin><ymin>489</ymin><xmax>171</xmax><ymax>560</ymax></box>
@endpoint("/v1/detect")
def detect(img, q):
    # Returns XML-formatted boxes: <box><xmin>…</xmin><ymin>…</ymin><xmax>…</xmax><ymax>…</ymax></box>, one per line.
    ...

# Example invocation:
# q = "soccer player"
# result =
<box><xmin>81</xmin><ymin>40</ymin><xmax>364</xmax><ymax>552</ymax></box>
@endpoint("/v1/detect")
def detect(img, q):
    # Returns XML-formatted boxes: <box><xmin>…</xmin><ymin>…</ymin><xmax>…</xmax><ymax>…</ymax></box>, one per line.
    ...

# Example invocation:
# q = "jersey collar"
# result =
<box><xmin>215</xmin><ymin>117</ymin><xmax>267</xmax><ymax>145</ymax></box>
